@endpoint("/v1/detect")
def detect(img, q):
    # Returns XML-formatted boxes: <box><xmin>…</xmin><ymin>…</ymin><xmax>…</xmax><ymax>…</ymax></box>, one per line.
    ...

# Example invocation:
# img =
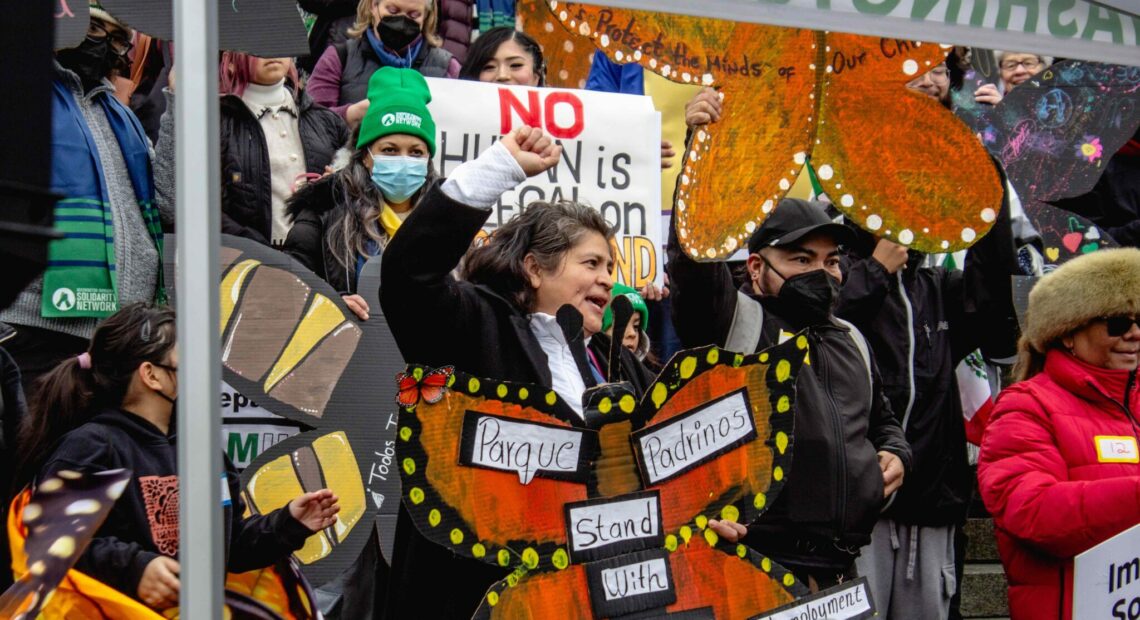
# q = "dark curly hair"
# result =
<box><xmin>462</xmin><ymin>201</ymin><xmax>613</xmax><ymax>312</ymax></box>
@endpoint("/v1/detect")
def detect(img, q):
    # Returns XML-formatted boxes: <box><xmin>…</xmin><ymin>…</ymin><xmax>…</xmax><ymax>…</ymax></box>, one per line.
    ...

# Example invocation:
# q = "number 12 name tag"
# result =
<box><xmin>1094</xmin><ymin>436</ymin><xmax>1139</xmax><ymax>463</ymax></box>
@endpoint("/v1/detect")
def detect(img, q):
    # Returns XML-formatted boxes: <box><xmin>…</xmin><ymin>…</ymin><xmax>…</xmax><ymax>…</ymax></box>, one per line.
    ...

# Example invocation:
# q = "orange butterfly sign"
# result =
<box><xmin>398</xmin><ymin>337</ymin><xmax>810</xmax><ymax>617</ymax></box>
<box><xmin>396</xmin><ymin>365</ymin><xmax>455</xmax><ymax>409</ymax></box>
<box><xmin>519</xmin><ymin>0</ymin><xmax>1002</xmax><ymax>257</ymax></box>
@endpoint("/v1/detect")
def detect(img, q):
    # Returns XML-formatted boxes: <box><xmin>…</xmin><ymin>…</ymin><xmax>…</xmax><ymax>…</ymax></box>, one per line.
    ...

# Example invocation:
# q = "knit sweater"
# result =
<box><xmin>0</xmin><ymin>64</ymin><xmax>175</xmax><ymax>339</ymax></box>
<box><xmin>240</xmin><ymin>80</ymin><xmax>306</xmax><ymax>245</ymax></box>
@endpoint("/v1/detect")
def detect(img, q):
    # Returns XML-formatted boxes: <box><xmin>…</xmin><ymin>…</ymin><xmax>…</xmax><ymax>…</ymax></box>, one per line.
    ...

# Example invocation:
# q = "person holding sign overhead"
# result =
<box><xmin>667</xmin><ymin>198</ymin><xmax>911</xmax><ymax>592</ymax></box>
<box><xmin>379</xmin><ymin>124</ymin><xmax>654</xmax><ymax>617</ymax></box>
<box><xmin>284</xmin><ymin>67</ymin><xmax>436</xmax><ymax>321</ymax></box>
<box><xmin>978</xmin><ymin>248</ymin><xmax>1140</xmax><ymax>620</ymax></box>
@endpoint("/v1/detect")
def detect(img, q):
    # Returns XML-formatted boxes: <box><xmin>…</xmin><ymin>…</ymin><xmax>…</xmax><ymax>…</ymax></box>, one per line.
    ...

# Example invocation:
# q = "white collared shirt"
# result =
<box><xmin>528</xmin><ymin>312</ymin><xmax>587</xmax><ymax>418</ymax></box>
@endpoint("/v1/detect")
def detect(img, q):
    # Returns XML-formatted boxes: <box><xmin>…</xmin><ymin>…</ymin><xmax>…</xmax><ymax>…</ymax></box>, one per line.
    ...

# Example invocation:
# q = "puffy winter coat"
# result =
<box><xmin>219</xmin><ymin>89</ymin><xmax>349</xmax><ymax>245</ymax></box>
<box><xmin>978</xmin><ymin>349</ymin><xmax>1140</xmax><ymax>620</ymax></box>
<box><xmin>281</xmin><ymin>173</ymin><xmax>376</xmax><ymax>295</ymax></box>
<box><xmin>437</xmin><ymin>0</ymin><xmax>474</xmax><ymax>63</ymax></box>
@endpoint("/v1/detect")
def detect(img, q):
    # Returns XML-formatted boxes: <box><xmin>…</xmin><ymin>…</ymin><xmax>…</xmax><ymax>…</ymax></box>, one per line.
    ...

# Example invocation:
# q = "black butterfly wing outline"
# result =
<box><xmin>398</xmin><ymin>366</ymin><xmax>597</xmax><ymax>574</ymax></box>
<box><xmin>165</xmin><ymin>235</ymin><xmax>403</xmax><ymax>586</ymax></box>
<box><xmin>2</xmin><ymin>469</ymin><xmax>134</xmax><ymax>619</ymax></box>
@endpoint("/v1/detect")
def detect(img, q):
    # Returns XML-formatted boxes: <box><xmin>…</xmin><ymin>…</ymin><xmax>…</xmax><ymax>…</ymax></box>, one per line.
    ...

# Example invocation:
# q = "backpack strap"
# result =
<box><xmin>724</xmin><ymin>291</ymin><xmax>764</xmax><ymax>353</ymax></box>
<box><xmin>834</xmin><ymin>317</ymin><xmax>874</xmax><ymax>410</ymax></box>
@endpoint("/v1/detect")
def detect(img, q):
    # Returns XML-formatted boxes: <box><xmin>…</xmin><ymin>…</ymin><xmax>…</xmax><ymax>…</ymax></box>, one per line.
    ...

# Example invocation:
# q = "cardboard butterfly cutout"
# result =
<box><xmin>954</xmin><ymin>58</ymin><xmax>1137</xmax><ymax>264</ymax></box>
<box><xmin>2</xmin><ymin>469</ymin><xmax>131</xmax><ymax>619</ymax></box>
<box><xmin>165</xmin><ymin>235</ymin><xmax>404</xmax><ymax>586</ymax></box>
<box><xmin>398</xmin><ymin>311</ymin><xmax>811</xmax><ymax>617</ymax></box>
<box><xmin>519</xmin><ymin>0</ymin><xmax>1002</xmax><ymax>257</ymax></box>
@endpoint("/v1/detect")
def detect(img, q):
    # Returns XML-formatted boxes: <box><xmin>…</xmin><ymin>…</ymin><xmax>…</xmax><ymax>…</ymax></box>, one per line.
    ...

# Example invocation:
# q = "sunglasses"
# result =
<box><xmin>1101</xmin><ymin>315</ymin><xmax>1140</xmax><ymax>337</ymax></box>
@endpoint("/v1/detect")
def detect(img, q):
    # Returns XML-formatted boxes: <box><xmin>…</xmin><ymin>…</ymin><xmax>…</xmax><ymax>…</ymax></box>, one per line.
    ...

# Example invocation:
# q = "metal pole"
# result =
<box><xmin>174</xmin><ymin>0</ymin><xmax>222</xmax><ymax>615</ymax></box>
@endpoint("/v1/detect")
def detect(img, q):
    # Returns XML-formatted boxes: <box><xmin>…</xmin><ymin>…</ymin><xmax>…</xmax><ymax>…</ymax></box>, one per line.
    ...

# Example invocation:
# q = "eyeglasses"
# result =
<box><xmin>87</xmin><ymin>20</ymin><xmax>133</xmax><ymax>57</ymax></box>
<box><xmin>1101</xmin><ymin>315</ymin><xmax>1140</xmax><ymax>337</ymax></box>
<box><xmin>1000</xmin><ymin>58</ymin><xmax>1041</xmax><ymax>72</ymax></box>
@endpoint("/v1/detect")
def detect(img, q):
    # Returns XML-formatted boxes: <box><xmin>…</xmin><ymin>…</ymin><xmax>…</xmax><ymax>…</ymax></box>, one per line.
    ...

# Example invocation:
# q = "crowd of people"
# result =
<box><xmin>1</xmin><ymin>2</ymin><xmax>1138</xmax><ymax>619</ymax></box>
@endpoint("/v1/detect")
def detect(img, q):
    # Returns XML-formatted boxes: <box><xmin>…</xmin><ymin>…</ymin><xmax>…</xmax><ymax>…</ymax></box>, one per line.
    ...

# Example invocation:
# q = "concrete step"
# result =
<box><xmin>965</xmin><ymin>517</ymin><xmax>1001</xmax><ymax>562</ymax></box>
<box><xmin>959</xmin><ymin>563</ymin><xmax>1009</xmax><ymax>619</ymax></box>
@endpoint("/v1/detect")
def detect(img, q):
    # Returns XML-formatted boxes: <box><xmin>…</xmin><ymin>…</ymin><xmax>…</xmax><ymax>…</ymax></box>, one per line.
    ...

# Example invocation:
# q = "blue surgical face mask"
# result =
<box><xmin>370</xmin><ymin>155</ymin><xmax>428</xmax><ymax>203</ymax></box>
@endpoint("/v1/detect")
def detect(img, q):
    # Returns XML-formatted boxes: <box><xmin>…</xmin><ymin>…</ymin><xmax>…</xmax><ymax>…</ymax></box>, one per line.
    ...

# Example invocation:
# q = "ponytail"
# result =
<box><xmin>13</xmin><ymin>302</ymin><xmax>176</xmax><ymax>491</ymax></box>
<box><xmin>13</xmin><ymin>356</ymin><xmax>96</xmax><ymax>492</ymax></box>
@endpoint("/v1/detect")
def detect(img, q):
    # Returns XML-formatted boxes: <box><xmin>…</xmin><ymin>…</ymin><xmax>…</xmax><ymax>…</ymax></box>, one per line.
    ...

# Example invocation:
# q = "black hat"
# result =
<box><xmin>748</xmin><ymin>198</ymin><xmax>855</xmax><ymax>254</ymax></box>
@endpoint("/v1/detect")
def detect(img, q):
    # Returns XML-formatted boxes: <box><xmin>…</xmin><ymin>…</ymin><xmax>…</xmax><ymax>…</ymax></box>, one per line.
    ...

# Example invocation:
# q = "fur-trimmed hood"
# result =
<box><xmin>1024</xmin><ymin>247</ymin><xmax>1140</xmax><ymax>352</ymax></box>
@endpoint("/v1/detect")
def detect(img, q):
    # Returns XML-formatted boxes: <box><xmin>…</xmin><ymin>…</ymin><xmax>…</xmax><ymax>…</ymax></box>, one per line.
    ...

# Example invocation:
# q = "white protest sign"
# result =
<box><xmin>459</xmin><ymin>411</ymin><xmax>590</xmax><ymax>484</ymax></box>
<box><xmin>751</xmin><ymin>577</ymin><xmax>875</xmax><ymax>620</ymax></box>
<box><xmin>633</xmin><ymin>389</ymin><xmax>757</xmax><ymax>485</ymax></box>
<box><xmin>220</xmin><ymin>381</ymin><xmax>301</xmax><ymax>469</ymax></box>
<box><xmin>426</xmin><ymin>78</ymin><xmax>664</xmax><ymax>288</ymax></box>
<box><xmin>1074</xmin><ymin>523</ymin><xmax>1140</xmax><ymax>619</ymax></box>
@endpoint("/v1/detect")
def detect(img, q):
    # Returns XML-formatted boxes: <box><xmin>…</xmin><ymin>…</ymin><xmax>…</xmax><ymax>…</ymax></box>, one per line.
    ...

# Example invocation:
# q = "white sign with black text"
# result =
<box><xmin>751</xmin><ymin>578</ymin><xmax>875</xmax><ymax>620</ymax></box>
<box><xmin>1074</xmin><ymin>523</ymin><xmax>1140</xmax><ymax>620</ymax></box>
<box><xmin>633</xmin><ymin>388</ymin><xmax>757</xmax><ymax>485</ymax></box>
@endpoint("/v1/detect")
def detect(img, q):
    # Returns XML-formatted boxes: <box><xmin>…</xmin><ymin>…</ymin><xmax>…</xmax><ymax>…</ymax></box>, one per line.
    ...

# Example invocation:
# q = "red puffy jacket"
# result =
<box><xmin>978</xmin><ymin>349</ymin><xmax>1140</xmax><ymax>620</ymax></box>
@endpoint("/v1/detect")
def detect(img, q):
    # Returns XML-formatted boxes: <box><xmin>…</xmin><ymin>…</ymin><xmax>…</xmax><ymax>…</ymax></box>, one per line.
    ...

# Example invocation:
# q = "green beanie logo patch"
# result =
<box><xmin>381</xmin><ymin>112</ymin><xmax>423</xmax><ymax>128</ymax></box>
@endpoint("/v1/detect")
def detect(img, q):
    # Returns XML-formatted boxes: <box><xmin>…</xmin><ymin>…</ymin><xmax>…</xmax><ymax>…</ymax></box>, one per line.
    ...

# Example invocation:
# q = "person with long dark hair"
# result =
<box><xmin>283</xmin><ymin>66</ymin><xmax>436</xmax><ymax>320</ymax></box>
<box><xmin>458</xmin><ymin>26</ymin><xmax>545</xmax><ymax>86</ymax></box>
<box><xmin>12</xmin><ymin>303</ymin><xmax>340</xmax><ymax>612</ymax></box>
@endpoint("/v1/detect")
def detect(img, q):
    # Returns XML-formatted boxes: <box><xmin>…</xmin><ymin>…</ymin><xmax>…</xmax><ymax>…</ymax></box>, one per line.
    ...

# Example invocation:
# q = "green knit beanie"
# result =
<box><xmin>356</xmin><ymin>67</ymin><xmax>436</xmax><ymax>154</ymax></box>
<box><xmin>602</xmin><ymin>283</ymin><xmax>649</xmax><ymax>333</ymax></box>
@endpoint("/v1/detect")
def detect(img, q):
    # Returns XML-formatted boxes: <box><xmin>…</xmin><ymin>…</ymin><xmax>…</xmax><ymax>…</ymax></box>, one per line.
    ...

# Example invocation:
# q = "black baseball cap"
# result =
<box><xmin>747</xmin><ymin>198</ymin><xmax>855</xmax><ymax>254</ymax></box>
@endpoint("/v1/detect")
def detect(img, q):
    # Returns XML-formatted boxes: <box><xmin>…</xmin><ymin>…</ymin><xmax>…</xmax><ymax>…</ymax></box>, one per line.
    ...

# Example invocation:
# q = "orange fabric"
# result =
<box><xmin>7</xmin><ymin>489</ymin><xmax>164</xmax><ymax>619</ymax></box>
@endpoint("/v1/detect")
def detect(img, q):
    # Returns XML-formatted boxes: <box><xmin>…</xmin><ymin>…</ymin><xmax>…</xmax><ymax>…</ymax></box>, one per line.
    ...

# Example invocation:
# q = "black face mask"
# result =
<box><xmin>763</xmin><ymin>262</ymin><xmax>840</xmax><ymax>327</ymax></box>
<box><xmin>57</xmin><ymin>38</ymin><xmax>127</xmax><ymax>92</ymax></box>
<box><xmin>378</xmin><ymin>15</ymin><xmax>422</xmax><ymax>51</ymax></box>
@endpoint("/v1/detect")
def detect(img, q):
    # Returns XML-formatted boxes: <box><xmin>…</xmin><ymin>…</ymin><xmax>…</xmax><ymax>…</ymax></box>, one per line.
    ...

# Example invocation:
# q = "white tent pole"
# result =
<box><xmin>174</xmin><ymin>0</ymin><xmax>222</xmax><ymax>615</ymax></box>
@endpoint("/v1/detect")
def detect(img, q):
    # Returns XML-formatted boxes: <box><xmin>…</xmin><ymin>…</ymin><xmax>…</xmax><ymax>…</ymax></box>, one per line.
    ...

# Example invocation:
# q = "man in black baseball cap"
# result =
<box><xmin>666</xmin><ymin>197</ymin><xmax>910</xmax><ymax>591</ymax></box>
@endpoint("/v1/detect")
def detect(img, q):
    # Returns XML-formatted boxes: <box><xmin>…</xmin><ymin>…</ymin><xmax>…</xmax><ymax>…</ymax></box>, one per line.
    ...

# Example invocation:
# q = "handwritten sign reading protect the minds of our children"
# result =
<box><xmin>425</xmin><ymin>77</ymin><xmax>663</xmax><ymax>288</ymax></box>
<box><xmin>1074</xmin><ymin>523</ymin><xmax>1140</xmax><ymax>620</ymax></box>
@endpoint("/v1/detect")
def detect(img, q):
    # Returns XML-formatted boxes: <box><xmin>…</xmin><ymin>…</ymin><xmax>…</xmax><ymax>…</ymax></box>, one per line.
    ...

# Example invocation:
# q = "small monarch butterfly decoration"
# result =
<box><xmin>164</xmin><ymin>235</ymin><xmax>405</xmax><ymax>588</ymax></box>
<box><xmin>397</xmin><ymin>322</ymin><xmax>814</xmax><ymax>618</ymax></box>
<box><xmin>396</xmin><ymin>365</ymin><xmax>455</xmax><ymax>409</ymax></box>
<box><xmin>520</xmin><ymin>0</ymin><xmax>1004</xmax><ymax>257</ymax></box>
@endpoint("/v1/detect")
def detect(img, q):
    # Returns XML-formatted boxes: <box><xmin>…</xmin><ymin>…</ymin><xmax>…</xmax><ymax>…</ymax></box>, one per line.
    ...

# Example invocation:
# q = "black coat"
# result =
<box><xmin>835</xmin><ymin>189</ymin><xmax>1018</xmax><ymax>526</ymax></box>
<box><xmin>666</xmin><ymin>224</ymin><xmax>911</xmax><ymax>572</ymax></box>
<box><xmin>379</xmin><ymin>180</ymin><xmax>656</xmax><ymax>619</ymax></box>
<box><xmin>219</xmin><ymin>89</ymin><xmax>348</xmax><ymax>245</ymax></box>
<box><xmin>296</xmin><ymin>0</ymin><xmax>357</xmax><ymax>74</ymax></box>
<box><xmin>282</xmin><ymin>174</ymin><xmax>363</xmax><ymax>294</ymax></box>
<box><xmin>38</xmin><ymin>409</ymin><xmax>312</xmax><ymax>601</ymax></box>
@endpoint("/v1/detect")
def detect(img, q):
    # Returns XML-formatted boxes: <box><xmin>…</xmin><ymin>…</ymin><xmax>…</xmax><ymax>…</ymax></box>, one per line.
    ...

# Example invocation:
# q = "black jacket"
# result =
<box><xmin>665</xmin><ymin>226</ymin><xmax>911</xmax><ymax>571</ymax></box>
<box><xmin>38</xmin><ymin>408</ymin><xmax>312</xmax><ymax>601</ymax></box>
<box><xmin>282</xmin><ymin>174</ymin><xmax>372</xmax><ymax>295</ymax></box>
<box><xmin>379</xmin><ymin>180</ymin><xmax>655</xmax><ymax>619</ymax></box>
<box><xmin>296</xmin><ymin>0</ymin><xmax>357</xmax><ymax>74</ymax></box>
<box><xmin>835</xmin><ymin>191</ymin><xmax>1018</xmax><ymax>526</ymax></box>
<box><xmin>220</xmin><ymin>88</ymin><xmax>349</xmax><ymax>245</ymax></box>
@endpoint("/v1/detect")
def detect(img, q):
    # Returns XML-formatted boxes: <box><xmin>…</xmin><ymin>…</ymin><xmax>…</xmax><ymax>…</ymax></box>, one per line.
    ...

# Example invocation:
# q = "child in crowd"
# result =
<box><xmin>12</xmin><ymin>303</ymin><xmax>340</xmax><ymax>611</ymax></box>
